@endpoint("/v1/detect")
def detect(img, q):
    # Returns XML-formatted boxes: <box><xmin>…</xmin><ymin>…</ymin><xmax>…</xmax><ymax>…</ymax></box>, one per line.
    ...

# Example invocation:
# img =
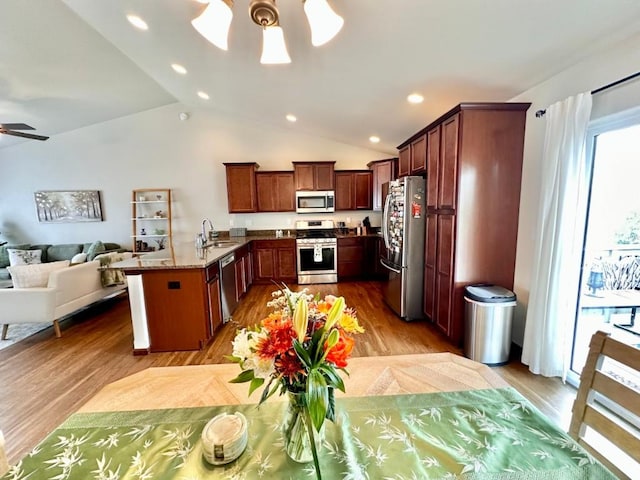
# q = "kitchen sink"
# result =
<box><xmin>209</xmin><ymin>240</ymin><xmax>239</xmax><ymax>248</ymax></box>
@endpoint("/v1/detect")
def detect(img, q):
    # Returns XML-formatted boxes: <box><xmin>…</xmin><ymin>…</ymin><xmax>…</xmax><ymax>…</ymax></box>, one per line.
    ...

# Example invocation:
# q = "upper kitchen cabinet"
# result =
<box><xmin>397</xmin><ymin>135</ymin><xmax>426</xmax><ymax>177</ymax></box>
<box><xmin>335</xmin><ymin>171</ymin><xmax>372</xmax><ymax>211</ymax></box>
<box><xmin>425</xmin><ymin>116</ymin><xmax>460</xmax><ymax>210</ymax></box>
<box><xmin>416</xmin><ymin>103</ymin><xmax>531</xmax><ymax>344</ymax></box>
<box><xmin>224</xmin><ymin>163</ymin><xmax>257</xmax><ymax>213</ymax></box>
<box><xmin>256</xmin><ymin>171</ymin><xmax>295</xmax><ymax>212</ymax></box>
<box><xmin>368</xmin><ymin>158</ymin><xmax>397</xmax><ymax>211</ymax></box>
<box><xmin>398</xmin><ymin>145</ymin><xmax>410</xmax><ymax>178</ymax></box>
<box><xmin>410</xmin><ymin>134</ymin><xmax>427</xmax><ymax>174</ymax></box>
<box><xmin>426</xmin><ymin>125</ymin><xmax>441</xmax><ymax>209</ymax></box>
<box><xmin>293</xmin><ymin>161</ymin><xmax>335</xmax><ymax>190</ymax></box>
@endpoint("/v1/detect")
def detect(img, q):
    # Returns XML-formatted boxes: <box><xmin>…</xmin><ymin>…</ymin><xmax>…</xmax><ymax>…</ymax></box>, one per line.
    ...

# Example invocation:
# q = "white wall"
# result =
<box><xmin>510</xmin><ymin>32</ymin><xmax>640</xmax><ymax>345</ymax></box>
<box><xmin>0</xmin><ymin>103</ymin><xmax>386</xmax><ymax>248</ymax></box>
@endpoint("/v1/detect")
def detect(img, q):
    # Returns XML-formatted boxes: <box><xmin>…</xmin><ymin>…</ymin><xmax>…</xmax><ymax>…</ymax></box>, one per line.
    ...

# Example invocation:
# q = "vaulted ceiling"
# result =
<box><xmin>2</xmin><ymin>0</ymin><xmax>640</xmax><ymax>152</ymax></box>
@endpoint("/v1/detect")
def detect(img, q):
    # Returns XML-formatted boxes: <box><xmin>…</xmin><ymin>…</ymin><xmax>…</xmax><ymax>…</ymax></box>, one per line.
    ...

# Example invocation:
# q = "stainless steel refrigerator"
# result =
<box><xmin>381</xmin><ymin>176</ymin><xmax>426</xmax><ymax>321</ymax></box>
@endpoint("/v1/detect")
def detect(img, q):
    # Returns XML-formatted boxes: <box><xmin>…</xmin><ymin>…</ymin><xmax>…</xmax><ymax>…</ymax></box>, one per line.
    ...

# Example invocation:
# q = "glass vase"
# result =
<box><xmin>282</xmin><ymin>391</ymin><xmax>324</xmax><ymax>463</ymax></box>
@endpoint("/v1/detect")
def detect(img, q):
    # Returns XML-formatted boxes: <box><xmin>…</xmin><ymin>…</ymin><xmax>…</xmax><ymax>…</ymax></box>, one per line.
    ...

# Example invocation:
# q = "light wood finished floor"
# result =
<box><xmin>0</xmin><ymin>281</ymin><xmax>576</xmax><ymax>465</ymax></box>
<box><xmin>79</xmin><ymin>353</ymin><xmax>510</xmax><ymax>412</ymax></box>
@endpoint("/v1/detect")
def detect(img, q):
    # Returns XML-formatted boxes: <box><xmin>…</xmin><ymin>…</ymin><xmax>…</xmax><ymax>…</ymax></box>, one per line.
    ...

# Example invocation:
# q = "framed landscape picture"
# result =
<box><xmin>34</xmin><ymin>190</ymin><xmax>103</xmax><ymax>223</ymax></box>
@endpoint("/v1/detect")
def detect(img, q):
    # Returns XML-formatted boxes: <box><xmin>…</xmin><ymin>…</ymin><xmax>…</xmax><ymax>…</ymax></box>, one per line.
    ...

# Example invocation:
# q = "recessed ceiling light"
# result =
<box><xmin>171</xmin><ymin>63</ymin><xmax>187</xmax><ymax>75</ymax></box>
<box><xmin>197</xmin><ymin>91</ymin><xmax>210</xmax><ymax>100</ymax></box>
<box><xmin>369</xmin><ymin>135</ymin><xmax>381</xmax><ymax>144</ymax></box>
<box><xmin>286</xmin><ymin>114</ymin><xmax>297</xmax><ymax>123</ymax></box>
<box><xmin>126</xmin><ymin>14</ymin><xmax>148</xmax><ymax>30</ymax></box>
<box><xmin>407</xmin><ymin>93</ymin><xmax>424</xmax><ymax>104</ymax></box>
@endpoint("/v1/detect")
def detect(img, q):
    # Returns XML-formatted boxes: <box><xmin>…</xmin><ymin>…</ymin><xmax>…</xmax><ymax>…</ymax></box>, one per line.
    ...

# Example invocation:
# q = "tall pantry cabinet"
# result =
<box><xmin>404</xmin><ymin>103</ymin><xmax>530</xmax><ymax>345</ymax></box>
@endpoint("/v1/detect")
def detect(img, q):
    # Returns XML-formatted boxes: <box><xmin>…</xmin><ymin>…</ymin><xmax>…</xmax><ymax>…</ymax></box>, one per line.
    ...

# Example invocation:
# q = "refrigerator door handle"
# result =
<box><xmin>382</xmin><ymin>192</ymin><xmax>392</xmax><ymax>250</ymax></box>
<box><xmin>380</xmin><ymin>257</ymin><xmax>402</xmax><ymax>273</ymax></box>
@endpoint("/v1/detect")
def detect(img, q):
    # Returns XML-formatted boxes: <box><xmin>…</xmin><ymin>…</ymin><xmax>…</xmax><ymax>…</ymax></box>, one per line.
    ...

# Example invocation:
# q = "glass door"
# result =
<box><xmin>568</xmin><ymin>117</ymin><xmax>640</xmax><ymax>384</ymax></box>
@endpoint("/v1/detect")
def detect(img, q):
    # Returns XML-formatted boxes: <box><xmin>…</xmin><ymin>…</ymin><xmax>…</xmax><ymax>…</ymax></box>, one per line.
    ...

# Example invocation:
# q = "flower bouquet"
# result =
<box><xmin>228</xmin><ymin>285</ymin><xmax>364</xmax><ymax>478</ymax></box>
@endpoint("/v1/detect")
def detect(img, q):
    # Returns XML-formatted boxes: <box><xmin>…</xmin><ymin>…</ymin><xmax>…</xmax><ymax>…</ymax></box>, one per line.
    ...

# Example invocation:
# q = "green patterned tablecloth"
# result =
<box><xmin>2</xmin><ymin>388</ymin><xmax>615</xmax><ymax>479</ymax></box>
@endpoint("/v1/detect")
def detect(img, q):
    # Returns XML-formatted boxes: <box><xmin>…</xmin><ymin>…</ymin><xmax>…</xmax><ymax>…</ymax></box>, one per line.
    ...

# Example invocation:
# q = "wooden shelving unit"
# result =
<box><xmin>131</xmin><ymin>189</ymin><xmax>173</xmax><ymax>253</ymax></box>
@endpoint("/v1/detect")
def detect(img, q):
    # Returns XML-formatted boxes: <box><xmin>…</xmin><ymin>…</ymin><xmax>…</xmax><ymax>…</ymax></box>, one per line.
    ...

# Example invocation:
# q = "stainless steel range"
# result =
<box><xmin>295</xmin><ymin>220</ymin><xmax>337</xmax><ymax>284</ymax></box>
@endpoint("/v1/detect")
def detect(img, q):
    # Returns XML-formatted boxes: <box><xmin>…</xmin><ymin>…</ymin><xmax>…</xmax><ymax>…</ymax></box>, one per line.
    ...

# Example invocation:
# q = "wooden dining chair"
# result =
<box><xmin>569</xmin><ymin>330</ymin><xmax>640</xmax><ymax>479</ymax></box>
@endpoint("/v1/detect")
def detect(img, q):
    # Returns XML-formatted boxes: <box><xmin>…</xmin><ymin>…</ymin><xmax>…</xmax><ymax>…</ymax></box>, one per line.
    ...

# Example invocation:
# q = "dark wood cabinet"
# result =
<box><xmin>334</xmin><ymin>172</ymin><xmax>353</xmax><ymax>211</ymax></box>
<box><xmin>434</xmin><ymin>214</ymin><xmax>455</xmax><ymax>336</ymax></box>
<box><xmin>368</xmin><ymin>158</ymin><xmax>397</xmax><ymax>211</ymax></box>
<box><xmin>207</xmin><ymin>277</ymin><xmax>222</xmax><ymax>335</ymax></box>
<box><xmin>354</xmin><ymin>172</ymin><xmax>372</xmax><ymax>209</ymax></box>
<box><xmin>423</xmin><ymin>213</ymin><xmax>437</xmax><ymax>321</ymax></box>
<box><xmin>408</xmin><ymin>103</ymin><xmax>530</xmax><ymax>344</ymax></box>
<box><xmin>337</xmin><ymin>236</ymin><xmax>366</xmax><ymax>279</ymax></box>
<box><xmin>293</xmin><ymin>162</ymin><xmax>335</xmax><ymax>190</ymax></box>
<box><xmin>252</xmin><ymin>239</ymin><xmax>296</xmax><ymax>283</ymax></box>
<box><xmin>335</xmin><ymin>171</ymin><xmax>372</xmax><ymax>211</ymax></box>
<box><xmin>205</xmin><ymin>262</ymin><xmax>223</xmax><ymax>335</ymax></box>
<box><xmin>142</xmin><ymin>269</ymin><xmax>213</xmax><ymax>352</ymax></box>
<box><xmin>439</xmin><ymin>115</ymin><xmax>460</xmax><ymax>210</ymax></box>
<box><xmin>410</xmin><ymin>134</ymin><xmax>427</xmax><ymax>174</ymax></box>
<box><xmin>256</xmin><ymin>172</ymin><xmax>295</xmax><ymax>212</ymax></box>
<box><xmin>398</xmin><ymin>135</ymin><xmax>426</xmax><ymax>177</ymax></box>
<box><xmin>398</xmin><ymin>145</ymin><xmax>410</xmax><ymax>178</ymax></box>
<box><xmin>224</xmin><ymin>163</ymin><xmax>257</xmax><ymax>213</ymax></box>
<box><xmin>233</xmin><ymin>244</ymin><xmax>251</xmax><ymax>301</ymax></box>
<box><xmin>426</xmin><ymin>126</ymin><xmax>440</xmax><ymax>209</ymax></box>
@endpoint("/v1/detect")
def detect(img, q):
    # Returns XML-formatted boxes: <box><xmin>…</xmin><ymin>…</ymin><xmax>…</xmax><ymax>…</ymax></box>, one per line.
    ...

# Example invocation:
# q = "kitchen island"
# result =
<box><xmin>112</xmin><ymin>240</ymin><xmax>251</xmax><ymax>354</ymax></box>
<box><xmin>112</xmin><ymin>231</ymin><xmax>384</xmax><ymax>354</ymax></box>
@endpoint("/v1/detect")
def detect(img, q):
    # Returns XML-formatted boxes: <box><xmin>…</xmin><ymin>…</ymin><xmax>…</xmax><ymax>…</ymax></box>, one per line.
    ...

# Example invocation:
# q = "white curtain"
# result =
<box><xmin>522</xmin><ymin>92</ymin><xmax>593</xmax><ymax>379</ymax></box>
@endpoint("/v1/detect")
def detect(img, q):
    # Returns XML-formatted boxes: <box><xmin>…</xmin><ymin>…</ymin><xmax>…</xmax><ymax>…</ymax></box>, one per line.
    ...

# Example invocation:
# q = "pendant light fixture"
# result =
<box><xmin>191</xmin><ymin>0</ymin><xmax>234</xmax><ymax>51</ymax></box>
<box><xmin>191</xmin><ymin>0</ymin><xmax>343</xmax><ymax>64</ymax></box>
<box><xmin>249</xmin><ymin>0</ymin><xmax>291</xmax><ymax>64</ymax></box>
<box><xmin>303</xmin><ymin>0</ymin><xmax>344</xmax><ymax>46</ymax></box>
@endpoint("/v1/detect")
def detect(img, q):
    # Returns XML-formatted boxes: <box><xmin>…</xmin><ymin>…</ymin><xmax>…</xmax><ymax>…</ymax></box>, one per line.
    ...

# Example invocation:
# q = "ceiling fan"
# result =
<box><xmin>0</xmin><ymin>123</ymin><xmax>49</xmax><ymax>141</ymax></box>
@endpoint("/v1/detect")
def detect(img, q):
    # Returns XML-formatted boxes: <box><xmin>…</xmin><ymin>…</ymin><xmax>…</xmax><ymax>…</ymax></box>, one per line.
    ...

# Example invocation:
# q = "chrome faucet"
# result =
<box><xmin>202</xmin><ymin>218</ymin><xmax>215</xmax><ymax>243</ymax></box>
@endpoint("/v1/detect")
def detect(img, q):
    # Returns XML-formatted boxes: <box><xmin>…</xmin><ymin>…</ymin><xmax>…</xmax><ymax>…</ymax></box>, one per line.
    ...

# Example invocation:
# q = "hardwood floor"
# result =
<box><xmin>0</xmin><ymin>281</ymin><xmax>576</xmax><ymax>465</ymax></box>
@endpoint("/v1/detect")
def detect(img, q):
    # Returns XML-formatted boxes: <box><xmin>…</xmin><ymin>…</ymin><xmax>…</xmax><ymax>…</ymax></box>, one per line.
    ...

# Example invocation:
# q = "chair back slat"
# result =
<box><xmin>592</xmin><ymin>371</ymin><xmax>640</xmax><ymax>418</ymax></box>
<box><xmin>569</xmin><ymin>331</ymin><xmax>640</xmax><ymax>480</ymax></box>
<box><xmin>583</xmin><ymin>406</ymin><xmax>640</xmax><ymax>463</ymax></box>
<box><xmin>602</xmin><ymin>338</ymin><xmax>640</xmax><ymax>371</ymax></box>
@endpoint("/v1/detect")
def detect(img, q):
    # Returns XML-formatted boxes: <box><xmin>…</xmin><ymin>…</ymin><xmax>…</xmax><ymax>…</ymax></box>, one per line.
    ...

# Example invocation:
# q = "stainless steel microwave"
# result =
<box><xmin>295</xmin><ymin>190</ymin><xmax>335</xmax><ymax>213</ymax></box>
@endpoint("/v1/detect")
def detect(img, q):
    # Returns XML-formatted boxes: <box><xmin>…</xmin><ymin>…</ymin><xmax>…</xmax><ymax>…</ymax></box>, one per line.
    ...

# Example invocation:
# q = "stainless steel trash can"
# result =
<box><xmin>464</xmin><ymin>284</ymin><xmax>517</xmax><ymax>365</ymax></box>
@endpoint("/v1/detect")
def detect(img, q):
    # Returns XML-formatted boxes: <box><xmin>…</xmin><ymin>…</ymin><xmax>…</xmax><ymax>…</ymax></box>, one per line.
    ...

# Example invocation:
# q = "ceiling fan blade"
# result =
<box><xmin>0</xmin><ymin>123</ymin><xmax>35</xmax><ymax>130</ymax></box>
<box><xmin>0</xmin><ymin>129</ymin><xmax>49</xmax><ymax>141</ymax></box>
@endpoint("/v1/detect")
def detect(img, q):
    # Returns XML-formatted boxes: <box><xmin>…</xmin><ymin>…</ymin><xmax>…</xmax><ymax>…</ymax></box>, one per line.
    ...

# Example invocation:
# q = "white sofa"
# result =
<box><xmin>0</xmin><ymin>253</ymin><xmax>132</xmax><ymax>340</ymax></box>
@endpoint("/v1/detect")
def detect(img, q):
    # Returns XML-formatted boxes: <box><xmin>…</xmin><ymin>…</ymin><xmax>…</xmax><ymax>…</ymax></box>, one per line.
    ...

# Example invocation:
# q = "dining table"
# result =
<box><xmin>1</xmin><ymin>353</ymin><xmax>616</xmax><ymax>479</ymax></box>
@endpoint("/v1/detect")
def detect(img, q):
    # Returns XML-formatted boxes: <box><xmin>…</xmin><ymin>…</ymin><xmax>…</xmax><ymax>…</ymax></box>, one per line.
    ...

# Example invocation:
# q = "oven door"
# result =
<box><xmin>296</xmin><ymin>241</ymin><xmax>337</xmax><ymax>284</ymax></box>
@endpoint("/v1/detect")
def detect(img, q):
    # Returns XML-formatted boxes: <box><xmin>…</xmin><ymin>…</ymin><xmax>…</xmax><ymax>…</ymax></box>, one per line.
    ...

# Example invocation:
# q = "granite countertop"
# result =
<box><xmin>109</xmin><ymin>234</ymin><xmax>291</xmax><ymax>271</ymax></box>
<box><xmin>110</xmin><ymin>239</ymin><xmax>251</xmax><ymax>271</ymax></box>
<box><xmin>110</xmin><ymin>230</ymin><xmax>382</xmax><ymax>272</ymax></box>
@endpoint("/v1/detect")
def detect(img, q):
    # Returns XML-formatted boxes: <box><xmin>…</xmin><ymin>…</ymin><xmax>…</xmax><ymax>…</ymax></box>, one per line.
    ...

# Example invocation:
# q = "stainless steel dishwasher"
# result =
<box><xmin>219</xmin><ymin>252</ymin><xmax>238</xmax><ymax>323</ymax></box>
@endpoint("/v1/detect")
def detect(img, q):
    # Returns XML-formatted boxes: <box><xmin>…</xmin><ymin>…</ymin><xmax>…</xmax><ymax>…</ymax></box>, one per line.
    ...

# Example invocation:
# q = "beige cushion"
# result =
<box><xmin>7</xmin><ymin>248</ymin><xmax>42</xmax><ymax>266</ymax></box>
<box><xmin>7</xmin><ymin>260</ymin><xmax>70</xmax><ymax>288</ymax></box>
